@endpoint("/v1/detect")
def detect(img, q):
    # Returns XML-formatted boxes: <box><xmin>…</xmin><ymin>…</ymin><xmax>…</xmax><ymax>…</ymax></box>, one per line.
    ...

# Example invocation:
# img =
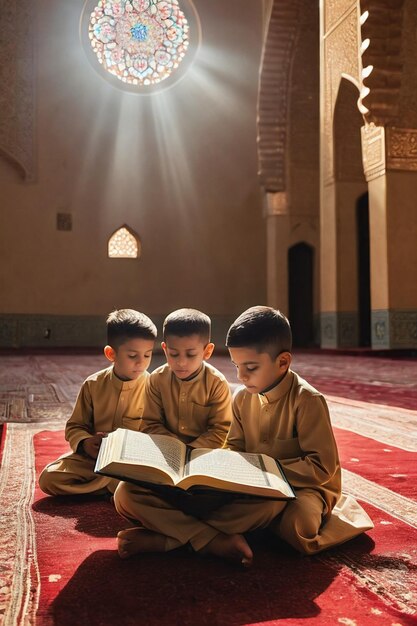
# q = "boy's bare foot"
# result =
<box><xmin>117</xmin><ymin>527</ymin><xmax>167</xmax><ymax>559</ymax></box>
<box><xmin>199</xmin><ymin>533</ymin><xmax>253</xmax><ymax>567</ymax></box>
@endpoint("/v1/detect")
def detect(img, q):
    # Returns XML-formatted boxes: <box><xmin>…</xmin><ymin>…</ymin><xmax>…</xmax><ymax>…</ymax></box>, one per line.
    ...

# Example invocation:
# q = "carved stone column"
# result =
<box><xmin>320</xmin><ymin>0</ymin><xmax>363</xmax><ymax>348</ymax></box>
<box><xmin>362</xmin><ymin>125</ymin><xmax>417</xmax><ymax>348</ymax></box>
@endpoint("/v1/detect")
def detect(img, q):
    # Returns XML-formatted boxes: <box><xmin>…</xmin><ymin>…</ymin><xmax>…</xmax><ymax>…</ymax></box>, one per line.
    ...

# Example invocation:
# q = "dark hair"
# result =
<box><xmin>226</xmin><ymin>306</ymin><xmax>292</xmax><ymax>358</ymax></box>
<box><xmin>163</xmin><ymin>308</ymin><xmax>211</xmax><ymax>343</ymax></box>
<box><xmin>106</xmin><ymin>309</ymin><xmax>157</xmax><ymax>348</ymax></box>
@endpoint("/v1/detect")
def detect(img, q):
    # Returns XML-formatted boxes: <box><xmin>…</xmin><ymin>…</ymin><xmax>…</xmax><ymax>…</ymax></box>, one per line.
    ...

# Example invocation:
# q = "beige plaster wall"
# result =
<box><xmin>320</xmin><ymin>183</ymin><xmax>337</xmax><ymax>312</ymax></box>
<box><xmin>386</xmin><ymin>172</ymin><xmax>417</xmax><ymax>307</ymax></box>
<box><xmin>368</xmin><ymin>171</ymin><xmax>417</xmax><ymax>311</ymax></box>
<box><xmin>367</xmin><ymin>175</ymin><xmax>389</xmax><ymax>311</ymax></box>
<box><xmin>0</xmin><ymin>0</ymin><xmax>265</xmax><ymax>322</ymax></box>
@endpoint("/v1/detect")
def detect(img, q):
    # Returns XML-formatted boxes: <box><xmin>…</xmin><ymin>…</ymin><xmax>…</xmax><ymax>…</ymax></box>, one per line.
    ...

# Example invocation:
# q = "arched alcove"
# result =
<box><xmin>356</xmin><ymin>192</ymin><xmax>371</xmax><ymax>347</ymax></box>
<box><xmin>332</xmin><ymin>76</ymin><xmax>368</xmax><ymax>346</ymax></box>
<box><xmin>288</xmin><ymin>242</ymin><xmax>314</xmax><ymax>347</ymax></box>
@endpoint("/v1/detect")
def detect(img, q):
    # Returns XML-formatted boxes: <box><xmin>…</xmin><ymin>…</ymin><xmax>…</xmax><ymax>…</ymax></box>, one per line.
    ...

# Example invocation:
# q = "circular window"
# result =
<box><xmin>80</xmin><ymin>0</ymin><xmax>201</xmax><ymax>94</ymax></box>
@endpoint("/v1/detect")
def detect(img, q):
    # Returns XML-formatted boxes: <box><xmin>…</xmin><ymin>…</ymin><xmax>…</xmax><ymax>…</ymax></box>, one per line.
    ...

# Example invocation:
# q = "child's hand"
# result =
<box><xmin>82</xmin><ymin>433</ymin><xmax>107</xmax><ymax>459</ymax></box>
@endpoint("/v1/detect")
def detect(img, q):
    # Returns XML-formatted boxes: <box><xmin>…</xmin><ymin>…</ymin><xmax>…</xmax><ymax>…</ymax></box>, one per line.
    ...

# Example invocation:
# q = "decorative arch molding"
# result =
<box><xmin>359</xmin><ymin>0</ymin><xmax>405</xmax><ymax>126</ymax></box>
<box><xmin>322</xmin><ymin>0</ymin><xmax>412</xmax><ymax>182</ymax></box>
<box><xmin>333</xmin><ymin>77</ymin><xmax>365</xmax><ymax>183</ymax></box>
<box><xmin>0</xmin><ymin>0</ymin><xmax>35</xmax><ymax>181</ymax></box>
<box><xmin>257</xmin><ymin>0</ymin><xmax>303</xmax><ymax>193</ymax></box>
<box><xmin>289</xmin><ymin>221</ymin><xmax>318</xmax><ymax>250</ymax></box>
<box><xmin>322</xmin><ymin>2</ymin><xmax>361</xmax><ymax>183</ymax></box>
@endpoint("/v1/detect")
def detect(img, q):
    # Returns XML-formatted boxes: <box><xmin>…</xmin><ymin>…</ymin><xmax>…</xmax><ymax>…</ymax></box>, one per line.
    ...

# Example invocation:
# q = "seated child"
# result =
<box><xmin>115</xmin><ymin>308</ymin><xmax>245</xmax><ymax>558</ymax></box>
<box><xmin>140</xmin><ymin>308</ymin><xmax>232</xmax><ymax>449</ymax></box>
<box><xmin>39</xmin><ymin>309</ymin><xmax>157</xmax><ymax>496</ymax></box>
<box><xmin>225</xmin><ymin>305</ymin><xmax>373</xmax><ymax>555</ymax></box>
<box><xmin>113</xmin><ymin>306</ymin><xmax>373</xmax><ymax>566</ymax></box>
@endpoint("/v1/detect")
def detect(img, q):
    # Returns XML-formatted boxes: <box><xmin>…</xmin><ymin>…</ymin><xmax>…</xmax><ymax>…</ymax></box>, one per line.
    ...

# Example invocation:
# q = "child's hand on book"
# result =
<box><xmin>82</xmin><ymin>433</ymin><xmax>107</xmax><ymax>459</ymax></box>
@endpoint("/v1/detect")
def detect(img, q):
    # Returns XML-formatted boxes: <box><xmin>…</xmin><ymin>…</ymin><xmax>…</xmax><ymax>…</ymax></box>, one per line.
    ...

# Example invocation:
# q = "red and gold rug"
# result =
<box><xmin>1</xmin><ymin>353</ymin><xmax>416</xmax><ymax>625</ymax></box>
<box><xmin>0</xmin><ymin>415</ymin><xmax>415</xmax><ymax>626</ymax></box>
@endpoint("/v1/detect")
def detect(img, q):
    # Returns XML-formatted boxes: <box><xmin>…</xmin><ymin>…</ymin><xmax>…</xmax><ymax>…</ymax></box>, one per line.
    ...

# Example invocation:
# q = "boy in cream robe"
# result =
<box><xmin>226</xmin><ymin>306</ymin><xmax>373</xmax><ymax>555</ymax></box>
<box><xmin>39</xmin><ymin>309</ymin><xmax>157</xmax><ymax>496</ymax></box>
<box><xmin>140</xmin><ymin>308</ymin><xmax>232</xmax><ymax>449</ymax></box>
<box><xmin>116</xmin><ymin>308</ymin><xmax>254</xmax><ymax>558</ymax></box>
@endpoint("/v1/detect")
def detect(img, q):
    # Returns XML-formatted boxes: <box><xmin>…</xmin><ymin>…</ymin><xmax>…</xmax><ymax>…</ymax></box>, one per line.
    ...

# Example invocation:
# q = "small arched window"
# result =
<box><xmin>108</xmin><ymin>225</ymin><xmax>141</xmax><ymax>258</ymax></box>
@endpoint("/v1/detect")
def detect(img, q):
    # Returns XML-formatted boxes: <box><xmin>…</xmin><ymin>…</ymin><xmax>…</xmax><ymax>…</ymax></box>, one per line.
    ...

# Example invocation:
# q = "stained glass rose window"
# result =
<box><xmin>88</xmin><ymin>0</ymin><xmax>191</xmax><ymax>86</ymax></box>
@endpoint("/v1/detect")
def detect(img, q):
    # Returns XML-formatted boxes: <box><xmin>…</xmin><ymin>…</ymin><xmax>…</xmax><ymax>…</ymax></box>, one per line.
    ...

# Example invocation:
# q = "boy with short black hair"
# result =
<box><xmin>115</xmin><ymin>308</ymin><xmax>242</xmax><ymax>559</ymax></box>
<box><xmin>226</xmin><ymin>305</ymin><xmax>373</xmax><ymax>555</ymax></box>
<box><xmin>140</xmin><ymin>308</ymin><xmax>232</xmax><ymax>449</ymax></box>
<box><xmin>39</xmin><ymin>308</ymin><xmax>157</xmax><ymax>496</ymax></box>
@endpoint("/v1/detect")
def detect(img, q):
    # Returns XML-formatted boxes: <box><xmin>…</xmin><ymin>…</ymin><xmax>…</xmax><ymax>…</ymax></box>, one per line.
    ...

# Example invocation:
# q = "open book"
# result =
<box><xmin>95</xmin><ymin>428</ymin><xmax>295</xmax><ymax>500</ymax></box>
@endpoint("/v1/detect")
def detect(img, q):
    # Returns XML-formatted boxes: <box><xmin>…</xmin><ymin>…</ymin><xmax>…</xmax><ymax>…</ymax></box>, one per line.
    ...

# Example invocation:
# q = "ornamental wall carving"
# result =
<box><xmin>386</xmin><ymin>128</ymin><xmax>417</xmax><ymax>171</ymax></box>
<box><xmin>322</xmin><ymin>0</ymin><xmax>407</xmax><ymax>184</ymax></box>
<box><xmin>257</xmin><ymin>0</ymin><xmax>303</xmax><ymax>192</ymax></box>
<box><xmin>322</xmin><ymin>2</ymin><xmax>360</xmax><ymax>184</ymax></box>
<box><xmin>361</xmin><ymin>125</ymin><xmax>417</xmax><ymax>179</ymax></box>
<box><xmin>361</xmin><ymin>124</ymin><xmax>385</xmax><ymax>180</ymax></box>
<box><xmin>0</xmin><ymin>0</ymin><xmax>35</xmax><ymax>180</ymax></box>
<box><xmin>359</xmin><ymin>0</ymin><xmax>405</xmax><ymax>126</ymax></box>
<box><xmin>324</xmin><ymin>0</ymin><xmax>357</xmax><ymax>33</ymax></box>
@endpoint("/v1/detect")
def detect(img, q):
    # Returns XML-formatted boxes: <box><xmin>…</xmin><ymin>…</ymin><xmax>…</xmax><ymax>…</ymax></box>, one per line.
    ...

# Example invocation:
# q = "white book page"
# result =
<box><xmin>187</xmin><ymin>448</ymin><xmax>289</xmax><ymax>492</ymax></box>
<box><xmin>96</xmin><ymin>431</ymin><xmax>123</xmax><ymax>471</ymax></box>
<box><xmin>118</xmin><ymin>430</ymin><xmax>186</xmax><ymax>481</ymax></box>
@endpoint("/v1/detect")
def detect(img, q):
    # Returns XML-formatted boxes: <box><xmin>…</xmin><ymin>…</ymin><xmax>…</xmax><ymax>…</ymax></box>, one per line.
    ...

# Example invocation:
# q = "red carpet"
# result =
<box><xmin>13</xmin><ymin>428</ymin><xmax>410</xmax><ymax>625</ymax></box>
<box><xmin>1</xmin><ymin>353</ymin><xmax>416</xmax><ymax>625</ymax></box>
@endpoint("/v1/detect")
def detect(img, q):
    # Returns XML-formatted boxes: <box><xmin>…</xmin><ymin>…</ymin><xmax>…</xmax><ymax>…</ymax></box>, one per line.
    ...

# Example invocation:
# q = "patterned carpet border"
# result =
<box><xmin>0</xmin><ymin>424</ymin><xmax>41</xmax><ymax>626</ymax></box>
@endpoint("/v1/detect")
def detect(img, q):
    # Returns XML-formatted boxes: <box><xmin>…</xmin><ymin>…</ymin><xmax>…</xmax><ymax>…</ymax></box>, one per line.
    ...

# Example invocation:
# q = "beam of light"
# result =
<box><xmin>82</xmin><ymin>38</ymin><xmax>260</xmax><ymax>234</ymax></box>
<box><xmin>67</xmin><ymin>2</ymin><xmax>263</xmax><ymax>244</ymax></box>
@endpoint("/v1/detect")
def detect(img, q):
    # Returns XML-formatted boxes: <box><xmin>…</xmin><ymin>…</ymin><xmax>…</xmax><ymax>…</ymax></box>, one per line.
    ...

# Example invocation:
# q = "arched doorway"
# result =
<box><xmin>332</xmin><ymin>77</ymin><xmax>368</xmax><ymax>346</ymax></box>
<box><xmin>288</xmin><ymin>243</ymin><xmax>314</xmax><ymax>347</ymax></box>
<box><xmin>356</xmin><ymin>193</ymin><xmax>371</xmax><ymax>347</ymax></box>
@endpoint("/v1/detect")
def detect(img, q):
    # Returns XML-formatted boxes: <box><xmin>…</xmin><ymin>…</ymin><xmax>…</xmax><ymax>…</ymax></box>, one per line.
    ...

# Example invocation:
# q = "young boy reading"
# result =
<box><xmin>113</xmin><ymin>306</ymin><xmax>372</xmax><ymax>565</ymax></box>
<box><xmin>225</xmin><ymin>306</ymin><xmax>373</xmax><ymax>555</ymax></box>
<box><xmin>39</xmin><ymin>309</ymin><xmax>157</xmax><ymax>497</ymax></box>
<box><xmin>115</xmin><ymin>308</ymin><xmax>246</xmax><ymax>558</ymax></box>
<box><xmin>140</xmin><ymin>308</ymin><xmax>232</xmax><ymax>449</ymax></box>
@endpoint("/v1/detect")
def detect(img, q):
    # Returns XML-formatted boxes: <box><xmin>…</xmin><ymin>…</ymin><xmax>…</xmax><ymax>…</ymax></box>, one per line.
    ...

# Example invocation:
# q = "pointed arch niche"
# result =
<box><xmin>108</xmin><ymin>225</ymin><xmax>141</xmax><ymax>259</ymax></box>
<box><xmin>331</xmin><ymin>76</ymin><xmax>368</xmax><ymax>347</ymax></box>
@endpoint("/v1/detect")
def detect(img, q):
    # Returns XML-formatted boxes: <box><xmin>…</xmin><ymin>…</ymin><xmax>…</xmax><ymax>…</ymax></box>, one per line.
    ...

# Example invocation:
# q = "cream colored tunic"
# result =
<box><xmin>227</xmin><ymin>369</ymin><xmax>340</xmax><ymax>519</ymax></box>
<box><xmin>141</xmin><ymin>361</ymin><xmax>232</xmax><ymax>449</ymax></box>
<box><xmin>226</xmin><ymin>369</ymin><xmax>373</xmax><ymax>553</ymax></box>
<box><xmin>66</xmin><ymin>366</ymin><xmax>148</xmax><ymax>451</ymax></box>
<box><xmin>39</xmin><ymin>367</ymin><xmax>148</xmax><ymax>496</ymax></box>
